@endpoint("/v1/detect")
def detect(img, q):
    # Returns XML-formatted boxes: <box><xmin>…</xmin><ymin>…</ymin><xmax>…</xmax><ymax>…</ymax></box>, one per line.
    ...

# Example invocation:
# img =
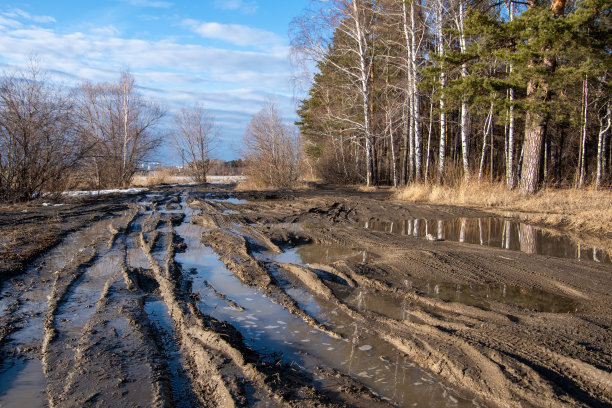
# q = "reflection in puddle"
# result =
<box><xmin>0</xmin><ymin>359</ymin><xmax>46</xmax><ymax>408</ymax></box>
<box><xmin>420</xmin><ymin>281</ymin><xmax>580</xmax><ymax>313</ymax></box>
<box><xmin>327</xmin><ymin>282</ymin><xmax>426</xmax><ymax>322</ymax></box>
<box><xmin>175</xmin><ymin>212</ymin><xmax>473</xmax><ymax>407</ymax></box>
<box><xmin>361</xmin><ymin>218</ymin><xmax>611</xmax><ymax>263</ymax></box>
<box><xmin>209</xmin><ymin>197</ymin><xmax>248</xmax><ymax>205</ymax></box>
<box><xmin>258</xmin><ymin>244</ymin><xmax>377</xmax><ymax>264</ymax></box>
<box><xmin>145</xmin><ymin>299</ymin><xmax>198</xmax><ymax>408</ymax></box>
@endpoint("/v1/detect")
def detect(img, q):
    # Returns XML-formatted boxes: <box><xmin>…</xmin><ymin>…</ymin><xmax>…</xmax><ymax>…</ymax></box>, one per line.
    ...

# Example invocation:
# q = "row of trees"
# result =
<box><xmin>291</xmin><ymin>0</ymin><xmax>610</xmax><ymax>193</ymax></box>
<box><xmin>0</xmin><ymin>63</ymin><xmax>229</xmax><ymax>202</ymax></box>
<box><xmin>0</xmin><ymin>64</ymin><xmax>165</xmax><ymax>201</ymax></box>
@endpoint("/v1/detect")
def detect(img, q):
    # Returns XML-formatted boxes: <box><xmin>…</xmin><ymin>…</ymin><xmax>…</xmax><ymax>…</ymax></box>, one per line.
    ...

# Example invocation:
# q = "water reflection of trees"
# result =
<box><xmin>519</xmin><ymin>224</ymin><xmax>537</xmax><ymax>254</ymax></box>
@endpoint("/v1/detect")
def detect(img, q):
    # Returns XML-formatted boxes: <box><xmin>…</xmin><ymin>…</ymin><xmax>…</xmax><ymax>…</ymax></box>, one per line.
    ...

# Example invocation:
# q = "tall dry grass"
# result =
<box><xmin>131</xmin><ymin>169</ymin><xmax>193</xmax><ymax>187</ymax></box>
<box><xmin>396</xmin><ymin>181</ymin><xmax>612</xmax><ymax>238</ymax></box>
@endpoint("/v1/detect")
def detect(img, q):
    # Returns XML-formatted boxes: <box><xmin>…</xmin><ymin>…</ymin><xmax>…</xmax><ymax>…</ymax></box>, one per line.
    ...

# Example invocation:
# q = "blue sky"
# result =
<box><xmin>0</xmin><ymin>0</ymin><xmax>311</xmax><ymax>162</ymax></box>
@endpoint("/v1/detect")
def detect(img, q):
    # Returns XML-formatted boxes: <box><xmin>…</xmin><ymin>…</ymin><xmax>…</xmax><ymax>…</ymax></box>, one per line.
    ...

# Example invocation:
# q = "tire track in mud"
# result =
<box><xmin>40</xmin><ymin>208</ymin><xmax>174</xmax><ymax>407</ymax></box>
<box><xmin>189</xmin><ymin>196</ymin><xmax>474</xmax><ymax>407</ymax></box>
<box><xmin>2</xmin><ymin>186</ymin><xmax>609</xmax><ymax>408</ymax></box>
<box><xmin>197</xmin><ymin>191</ymin><xmax>611</xmax><ymax>408</ymax></box>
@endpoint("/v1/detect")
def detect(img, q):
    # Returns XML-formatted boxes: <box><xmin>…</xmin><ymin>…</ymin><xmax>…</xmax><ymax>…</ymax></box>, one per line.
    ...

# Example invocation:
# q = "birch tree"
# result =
<box><xmin>173</xmin><ymin>106</ymin><xmax>218</xmax><ymax>183</ymax></box>
<box><xmin>291</xmin><ymin>0</ymin><xmax>378</xmax><ymax>186</ymax></box>
<box><xmin>75</xmin><ymin>72</ymin><xmax>164</xmax><ymax>188</ymax></box>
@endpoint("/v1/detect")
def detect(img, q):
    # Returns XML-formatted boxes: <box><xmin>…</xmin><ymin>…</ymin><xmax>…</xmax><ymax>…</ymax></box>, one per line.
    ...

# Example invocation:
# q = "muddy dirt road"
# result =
<box><xmin>0</xmin><ymin>184</ymin><xmax>610</xmax><ymax>407</ymax></box>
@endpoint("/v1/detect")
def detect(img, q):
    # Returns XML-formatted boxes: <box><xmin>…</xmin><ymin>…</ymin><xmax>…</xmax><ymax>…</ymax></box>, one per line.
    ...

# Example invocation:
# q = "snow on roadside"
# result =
<box><xmin>63</xmin><ymin>188</ymin><xmax>149</xmax><ymax>197</ymax></box>
<box><xmin>207</xmin><ymin>176</ymin><xmax>246</xmax><ymax>184</ymax></box>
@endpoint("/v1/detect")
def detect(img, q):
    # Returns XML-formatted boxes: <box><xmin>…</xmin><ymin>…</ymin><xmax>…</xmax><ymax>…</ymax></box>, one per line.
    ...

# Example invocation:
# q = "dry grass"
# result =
<box><xmin>234</xmin><ymin>177</ymin><xmax>314</xmax><ymax>192</ymax></box>
<box><xmin>396</xmin><ymin>181</ymin><xmax>612</xmax><ymax>239</ymax></box>
<box><xmin>131</xmin><ymin>170</ymin><xmax>193</xmax><ymax>187</ymax></box>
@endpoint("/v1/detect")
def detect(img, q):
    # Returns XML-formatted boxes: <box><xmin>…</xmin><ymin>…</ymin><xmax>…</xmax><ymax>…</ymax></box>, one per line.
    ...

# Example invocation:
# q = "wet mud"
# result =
<box><xmin>0</xmin><ymin>184</ymin><xmax>610</xmax><ymax>407</ymax></box>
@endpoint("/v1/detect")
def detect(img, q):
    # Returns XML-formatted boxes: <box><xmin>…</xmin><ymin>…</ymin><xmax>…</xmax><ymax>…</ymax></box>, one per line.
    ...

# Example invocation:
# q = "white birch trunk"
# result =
<box><xmin>579</xmin><ymin>76</ymin><xmax>588</xmax><ymax>188</ymax></box>
<box><xmin>478</xmin><ymin>102</ymin><xmax>494</xmax><ymax>182</ymax></box>
<box><xmin>506</xmin><ymin>1</ymin><xmax>515</xmax><ymax>189</ymax></box>
<box><xmin>596</xmin><ymin>102</ymin><xmax>611</xmax><ymax>189</ymax></box>
<box><xmin>437</xmin><ymin>6</ymin><xmax>446</xmax><ymax>182</ymax></box>
<box><xmin>458</xmin><ymin>1</ymin><xmax>469</xmax><ymax>180</ymax></box>
<box><xmin>352</xmin><ymin>1</ymin><xmax>375</xmax><ymax>186</ymax></box>
<box><xmin>411</xmin><ymin>0</ymin><xmax>422</xmax><ymax>182</ymax></box>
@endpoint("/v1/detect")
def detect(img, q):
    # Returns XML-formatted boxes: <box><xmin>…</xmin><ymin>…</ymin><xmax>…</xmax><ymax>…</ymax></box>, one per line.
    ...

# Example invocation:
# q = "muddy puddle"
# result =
<box><xmin>257</xmin><ymin>243</ymin><xmax>377</xmax><ymax>264</ymax></box>
<box><xmin>176</xmin><ymin>211</ymin><xmax>474</xmax><ymax>407</ymax></box>
<box><xmin>361</xmin><ymin>217</ymin><xmax>611</xmax><ymax>263</ymax></box>
<box><xmin>209</xmin><ymin>197</ymin><xmax>249</xmax><ymax>205</ymax></box>
<box><xmin>144</xmin><ymin>298</ymin><xmax>199</xmax><ymax>407</ymax></box>
<box><xmin>0</xmin><ymin>358</ymin><xmax>46</xmax><ymax>408</ymax></box>
<box><xmin>417</xmin><ymin>281</ymin><xmax>580</xmax><ymax>313</ymax></box>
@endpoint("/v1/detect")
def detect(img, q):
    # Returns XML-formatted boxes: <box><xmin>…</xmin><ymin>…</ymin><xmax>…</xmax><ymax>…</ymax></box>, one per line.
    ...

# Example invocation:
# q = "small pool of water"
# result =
<box><xmin>418</xmin><ymin>281</ymin><xmax>580</xmax><ymax>313</ymax></box>
<box><xmin>257</xmin><ymin>244</ymin><xmax>378</xmax><ymax>265</ymax></box>
<box><xmin>209</xmin><ymin>197</ymin><xmax>249</xmax><ymax>205</ymax></box>
<box><xmin>0</xmin><ymin>359</ymin><xmax>46</xmax><ymax>408</ymax></box>
<box><xmin>361</xmin><ymin>218</ymin><xmax>611</xmax><ymax>264</ymax></box>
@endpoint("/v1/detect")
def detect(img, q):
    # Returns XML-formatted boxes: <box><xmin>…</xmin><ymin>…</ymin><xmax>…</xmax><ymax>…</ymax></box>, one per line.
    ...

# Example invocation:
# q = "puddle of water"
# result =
<box><xmin>0</xmin><ymin>359</ymin><xmax>46</xmax><ymax>408</ymax></box>
<box><xmin>419</xmin><ymin>281</ymin><xmax>580</xmax><ymax>313</ymax></box>
<box><xmin>55</xmin><ymin>250</ymin><xmax>124</xmax><ymax>342</ymax></box>
<box><xmin>1</xmin><ymin>220</ymin><xmax>113</xmax><ymax>347</ymax></box>
<box><xmin>257</xmin><ymin>244</ymin><xmax>377</xmax><ymax>265</ymax></box>
<box><xmin>174</xmin><ymin>213</ymin><xmax>473</xmax><ymax>407</ymax></box>
<box><xmin>209</xmin><ymin>197</ymin><xmax>248</xmax><ymax>205</ymax></box>
<box><xmin>325</xmin><ymin>282</ymin><xmax>423</xmax><ymax>322</ymax></box>
<box><xmin>361</xmin><ymin>218</ymin><xmax>611</xmax><ymax>264</ymax></box>
<box><xmin>145</xmin><ymin>298</ymin><xmax>199</xmax><ymax>408</ymax></box>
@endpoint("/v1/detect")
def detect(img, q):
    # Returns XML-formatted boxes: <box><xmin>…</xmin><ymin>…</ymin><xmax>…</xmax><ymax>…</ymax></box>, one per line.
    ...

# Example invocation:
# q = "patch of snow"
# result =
<box><xmin>207</xmin><ymin>176</ymin><xmax>246</xmax><ymax>184</ymax></box>
<box><xmin>63</xmin><ymin>188</ymin><xmax>149</xmax><ymax>197</ymax></box>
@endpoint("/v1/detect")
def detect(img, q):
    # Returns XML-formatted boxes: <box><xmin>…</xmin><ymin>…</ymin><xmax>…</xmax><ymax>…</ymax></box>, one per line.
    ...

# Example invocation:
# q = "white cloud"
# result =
<box><xmin>212</xmin><ymin>0</ymin><xmax>258</xmax><ymax>14</ymax></box>
<box><xmin>3</xmin><ymin>8</ymin><xmax>55</xmax><ymax>24</ymax></box>
<box><xmin>0</xmin><ymin>19</ymin><xmax>298</xmax><ymax>162</ymax></box>
<box><xmin>90</xmin><ymin>25</ymin><xmax>121</xmax><ymax>37</ymax></box>
<box><xmin>124</xmin><ymin>0</ymin><xmax>173</xmax><ymax>8</ymax></box>
<box><xmin>183</xmin><ymin>19</ymin><xmax>283</xmax><ymax>49</ymax></box>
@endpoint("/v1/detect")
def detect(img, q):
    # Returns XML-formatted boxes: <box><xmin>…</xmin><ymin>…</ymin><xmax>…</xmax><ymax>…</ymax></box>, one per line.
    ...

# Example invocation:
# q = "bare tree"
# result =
<box><xmin>173</xmin><ymin>106</ymin><xmax>218</xmax><ymax>183</ymax></box>
<box><xmin>242</xmin><ymin>101</ymin><xmax>302</xmax><ymax>188</ymax></box>
<box><xmin>0</xmin><ymin>62</ymin><xmax>89</xmax><ymax>202</ymax></box>
<box><xmin>75</xmin><ymin>72</ymin><xmax>165</xmax><ymax>188</ymax></box>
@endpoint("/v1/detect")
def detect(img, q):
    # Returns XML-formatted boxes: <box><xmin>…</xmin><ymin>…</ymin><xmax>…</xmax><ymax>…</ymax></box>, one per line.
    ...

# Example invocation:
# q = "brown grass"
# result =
<box><xmin>234</xmin><ymin>177</ymin><xmax>314</xmax><ymax>192</ymax></box>
<box><xmin>131</xmin><ymin>170</ymin><xmax>193</xmax><ymax>187</ymax></box>
<box><xmin>395</xmin><ymin>181</ymin><xmax>612</xmax><ymax>239</ymax></box>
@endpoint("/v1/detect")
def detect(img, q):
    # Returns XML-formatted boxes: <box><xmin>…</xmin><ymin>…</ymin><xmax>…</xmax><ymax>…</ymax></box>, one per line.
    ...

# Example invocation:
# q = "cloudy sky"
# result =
<box><xmin>0</xmin><ymin>0</ymin><xmax>311</xmax><ymax>162</ymax></box>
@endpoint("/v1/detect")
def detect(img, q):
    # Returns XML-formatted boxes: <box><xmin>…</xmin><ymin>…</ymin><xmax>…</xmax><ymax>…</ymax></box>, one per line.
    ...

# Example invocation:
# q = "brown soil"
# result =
<box><xmin>0</xmin><ymin>184</ymin><xmax>610</xmax><ymax>408</ymax></box>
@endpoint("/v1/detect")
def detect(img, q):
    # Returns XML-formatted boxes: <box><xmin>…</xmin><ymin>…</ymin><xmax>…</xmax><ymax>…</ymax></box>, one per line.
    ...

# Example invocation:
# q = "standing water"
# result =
<box><xmin>175</xmin><ymin>200</ymin><xmax>476</xmax><ymax>407</ymax></box>
<box><xmin>361</xmin><ymin>217</ymin><xmax>611</xmax><ymax>263</ymax></box>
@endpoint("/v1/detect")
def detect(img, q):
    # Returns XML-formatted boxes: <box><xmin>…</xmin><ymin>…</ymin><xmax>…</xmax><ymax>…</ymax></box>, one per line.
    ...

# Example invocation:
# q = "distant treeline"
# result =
<box><xmin>291</xmin><ymin>0</ymin><xmax>610</xmax><ymax>193</ymax></box>
<box><xmin>207</xmin><ymin>159</ymin><xmax>247</xmax><ymax>176</ymax></box>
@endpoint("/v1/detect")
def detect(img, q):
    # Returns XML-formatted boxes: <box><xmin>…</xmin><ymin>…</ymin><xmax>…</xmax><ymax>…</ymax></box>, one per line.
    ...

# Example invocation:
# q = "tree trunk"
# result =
<box><xmin>505</xmin><ymin>1</ymin><xmax>516</xmax><ymax>189</ymax></box>
<box><xmin>352</xmin><ymin>0</ymin><xmax>376</xmax><ymax>187</ymax></box>
<box><xmin>436</xmin><ymin>6</ymin><xmax>446</xmax><ymax>182</ymax></box>
<box><xmin>478</xmin><ymin>102</ymin><xmax>494</xmax><ymax>182</ymax></box>
<box><xmin>411</xmin><ymin>0</ymin><xmax>422</xmax><ymax>182</ymax></box>
<box><xmin>596</xmin><ymin>102</ymin><xmax>611</xmax><ymax>189</ymax></box>
<box><xmin>519</xmin><ymin>0</ymin><xmax>566</xmax><ymax>194</ymax></box>
<box><xmin>425</xmin><ymin>100</ymin><xmax>433</xmax><ymax>182</ymax></box>
<box><xmin>458</xmin><ymin>1</ymin><xmax>470</xmax><ymax>181</ymax></box>
<box><xmin>578</xmin><ymin>76</ymin><xmax>588</xmax><ymax>188</ymax></box>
